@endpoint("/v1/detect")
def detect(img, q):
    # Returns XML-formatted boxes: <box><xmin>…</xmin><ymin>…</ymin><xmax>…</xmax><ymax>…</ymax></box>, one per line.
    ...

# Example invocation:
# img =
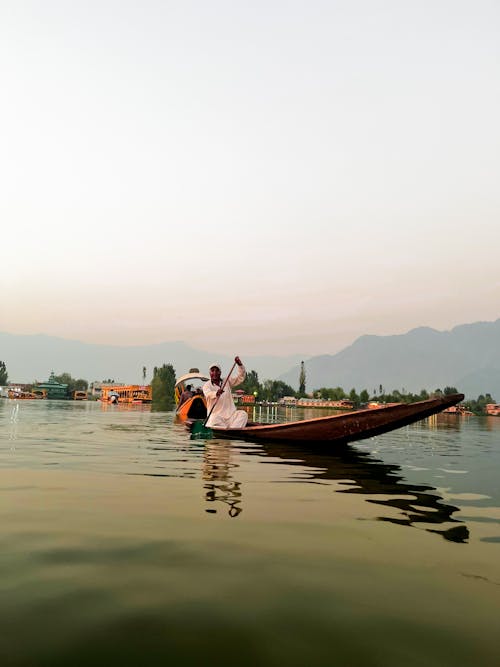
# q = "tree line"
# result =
<box><xmin>240</xmin><ymin>372</ymin><xmax>497</xmax><ymax>416</ymax></box>
<box><xmin>1</xmin><ymin>359</ymin><xmax>496</xmax><ymax>415</ymax></box>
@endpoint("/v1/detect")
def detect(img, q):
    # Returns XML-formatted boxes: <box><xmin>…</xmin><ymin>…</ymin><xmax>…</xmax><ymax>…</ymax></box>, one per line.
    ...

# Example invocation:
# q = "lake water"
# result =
<box><xmin>1</xmin><ymin>399</ymin><xmax>500</xmax><ymax>666</ymax></box>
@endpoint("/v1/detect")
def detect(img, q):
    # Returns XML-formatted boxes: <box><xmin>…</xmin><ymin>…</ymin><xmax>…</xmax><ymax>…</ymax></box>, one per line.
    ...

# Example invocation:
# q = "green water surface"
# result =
<box><xmin>1</xmin><ymin>400</ymin><xmax>499</xmax><ymax>666</ymax></box>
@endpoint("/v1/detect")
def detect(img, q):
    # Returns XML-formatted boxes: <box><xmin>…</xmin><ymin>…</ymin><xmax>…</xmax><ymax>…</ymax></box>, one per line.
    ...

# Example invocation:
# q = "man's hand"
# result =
<box><xmin>235</xmin><ymin>356</ymin><xmax>243</xmax><ymax>366</ymax></box>
<box><xmin>216</xmin><ymin>388</ymin><xmax>224</xmax><ymax>397</ymax></box>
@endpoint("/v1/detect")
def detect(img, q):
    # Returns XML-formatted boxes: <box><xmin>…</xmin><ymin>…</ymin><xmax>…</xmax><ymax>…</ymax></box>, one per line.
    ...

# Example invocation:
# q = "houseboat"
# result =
<box><xmin>8</xmin><ymin>389</ymin><xmax>37</xmax><ymax>400</ymax></box>
<box><xmin>33</xmin><ymin>372</ymin><xmax>69</xmax><ymax>399</ymax></box>
<box><xmin>101</xmin><ymin>385</ymin><xmax>152</xmax><ymax>404</ymax></box>
<box><xmin>442</xmin><ymin>404</ymin><xmax>473</xmax><ymax>415</ymax></box>
<box><xmin>32</xmin><ymin>389</ymin><xmax>48</xmax><ymax>399</ymax></box>
<box><xmin>72</xmin><ymin>390</ymin><xmax>88</xmax><ymax>400</ymax></box>
<box><xmin>297</xmin><ymin>398</ymin><xmax>354</xmax><ymax>409</ymax></box>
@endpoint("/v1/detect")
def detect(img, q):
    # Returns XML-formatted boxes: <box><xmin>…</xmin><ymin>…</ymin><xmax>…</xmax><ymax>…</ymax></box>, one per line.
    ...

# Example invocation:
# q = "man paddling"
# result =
<box><xmin>203</xmin><ymin>357</ymin><xmax>248</xmax><ymax>429</ymax></box>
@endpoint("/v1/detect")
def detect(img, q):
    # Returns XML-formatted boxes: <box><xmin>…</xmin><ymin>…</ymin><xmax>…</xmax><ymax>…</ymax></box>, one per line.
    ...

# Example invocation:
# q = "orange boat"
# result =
<box><xmin>442</xmin><ymin>404</ymin><xmax>473</xmax><ymax>415</ymax></box>
<box><xmin>8</xmin><ymin>390</ymin><xmax>37</xmax><ymax>399</ymax></box>
<box><xmin>72</xmin><ymin>390</ymin><xmax>88</xmax><ymax>400</ymax></box>
<box><xmin>175</xmin><ymin>370</ymin><xmax>209</xmax><ymax>420</ymax></box>
<box><xmin>101</xmin><ymin>385</ymin><xmax>152</xmax><ymax>404</ymax></box>
<box><xmin>33</xmin><ymin>389</ymin><xmax>48</xmax><ymax>399</ymax></box>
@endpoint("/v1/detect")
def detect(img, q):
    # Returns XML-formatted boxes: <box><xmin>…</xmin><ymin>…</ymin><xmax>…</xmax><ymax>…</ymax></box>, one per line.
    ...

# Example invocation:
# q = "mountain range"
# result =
<box><xmin>1</xmin><ymin>318</ymin><xmax>499</xmax><ymax>400</ymax></box>
<box><xmin>0</xmin><ymin>332</ymin><xmax>303</xmax><ymax>385</ymax></box>
<box><xmin>280</xmin><ymin>319</ymin><xmax>500</xmax><ymax>400</ymax></box>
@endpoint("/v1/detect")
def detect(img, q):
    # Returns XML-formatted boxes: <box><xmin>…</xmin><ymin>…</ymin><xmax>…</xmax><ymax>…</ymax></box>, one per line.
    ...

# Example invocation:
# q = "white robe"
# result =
<box><xmin>203</xmin><ymin>365</ymin><xmax>248</xmax><ymax>429</ymax></box>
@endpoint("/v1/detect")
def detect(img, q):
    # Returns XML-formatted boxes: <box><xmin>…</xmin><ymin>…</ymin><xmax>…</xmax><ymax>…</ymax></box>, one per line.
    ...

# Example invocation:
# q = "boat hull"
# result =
<box><xmin>211</xmin><ymin>394</ymin><xmax>464</xmax><ymax>445</ymax></box>
<box><xmin>176</xmin><ymin>395</ymin><xmax>208</xmax><ymax>420</ymax></box>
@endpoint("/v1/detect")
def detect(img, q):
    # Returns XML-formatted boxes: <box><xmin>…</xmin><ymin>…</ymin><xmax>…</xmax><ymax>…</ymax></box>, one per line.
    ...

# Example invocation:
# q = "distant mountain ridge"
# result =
<box><xmin>2</xmin><ymin>319</ymin><xmax>499</xmax><ymax>400</ymax></box>
<box><xmin>0</xmin><ymin>332</ymin><xmax>303</xmax><ymax>385</ymax></box>
<box><xmin>279</xmin><ymin>319</ymin><xmax>500</xmax><ymax>400</ymax></box>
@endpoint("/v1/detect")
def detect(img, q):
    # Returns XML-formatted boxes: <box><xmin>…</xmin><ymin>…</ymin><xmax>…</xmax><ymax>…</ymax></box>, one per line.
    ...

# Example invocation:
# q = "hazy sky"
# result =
<box><xmin>1</xmin><ymin>0</ymin><xmax>499</xmax><ymax>356</ymax></box>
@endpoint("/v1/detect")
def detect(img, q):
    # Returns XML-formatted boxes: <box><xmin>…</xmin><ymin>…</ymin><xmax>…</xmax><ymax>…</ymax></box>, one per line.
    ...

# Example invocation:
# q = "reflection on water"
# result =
<box><xmin>2</xmin><ymin>400</ymin><xmax>499</xmax><ymax>545</ymax></box>
<box><xmin>2</xmin><ymin>399</ymin><xmax>500</xmax><ymax>667</ymax></box>
<box><xmin>202</xmin><ymin>442</ymin><xmax>243</xmax><ymax>517</ymax></box>
<box><xmin>251</xmin><ymin>442</ymin><xmax>469</xmax><ymax>543</ymax></box>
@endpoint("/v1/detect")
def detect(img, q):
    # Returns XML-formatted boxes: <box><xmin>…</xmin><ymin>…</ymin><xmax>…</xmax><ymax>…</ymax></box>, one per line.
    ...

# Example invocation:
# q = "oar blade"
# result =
<box><xmin>189</xmin><ymin>420</ymin><xmax>214</xmax><ymax>439</ymax></box>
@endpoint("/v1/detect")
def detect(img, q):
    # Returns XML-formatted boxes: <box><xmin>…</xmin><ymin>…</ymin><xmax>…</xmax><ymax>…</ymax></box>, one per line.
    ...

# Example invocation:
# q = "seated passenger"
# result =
<box><xmin>178</xmin><ymin>384</ymin><xmax>194</xmax><ymax>408</ymax></box>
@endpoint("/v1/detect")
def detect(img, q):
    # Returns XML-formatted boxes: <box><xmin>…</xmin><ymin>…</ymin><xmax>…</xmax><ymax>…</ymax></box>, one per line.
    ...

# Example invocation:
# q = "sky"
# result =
<box><xmin>1</xmin><ymin>0</ymin><xmax>499</xmax><ymax>357</ymax></box>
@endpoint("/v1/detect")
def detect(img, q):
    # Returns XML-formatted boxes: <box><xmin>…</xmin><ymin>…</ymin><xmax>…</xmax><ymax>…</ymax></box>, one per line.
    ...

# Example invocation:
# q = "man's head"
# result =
<box><xmin>209</xmin><ymin>363</ymin><xmax>222</xmax><ymax>383</ymax></box>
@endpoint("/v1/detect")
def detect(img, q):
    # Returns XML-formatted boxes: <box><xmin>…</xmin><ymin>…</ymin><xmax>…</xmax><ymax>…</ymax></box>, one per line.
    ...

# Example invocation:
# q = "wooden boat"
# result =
<box><xmin>175</xmin><ymin>371</ymin><xmax>209</xmax><ymax>420</ymax></box>
<box><xmin>209</xmin><ymin>393</ymin><xmax>464</xmax><ymax>445</ymax></box>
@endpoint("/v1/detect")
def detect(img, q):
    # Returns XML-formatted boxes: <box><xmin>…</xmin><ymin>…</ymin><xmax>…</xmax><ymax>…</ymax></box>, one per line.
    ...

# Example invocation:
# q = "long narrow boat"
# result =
<box><xmin>209</xmin><ymin>393</ymin><xmax>464</xmax><ymax>445</ymax></box>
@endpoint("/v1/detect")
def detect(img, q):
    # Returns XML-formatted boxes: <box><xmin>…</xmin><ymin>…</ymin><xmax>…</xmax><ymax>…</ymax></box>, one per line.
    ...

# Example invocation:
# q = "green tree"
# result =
<box><xmin>151</xmin><ymin>364</ymin><xmax>176</xmax><ymax>411</ymax></box>
<box><xmin>465</xmin><ymin>393</ymin><xmax>496</xmax><ymax>415</ymax></box>
<box><xmin>314</xmin><ymin>386</ymin><xmax>346</xmax><ymax>400</ymax></box>
<box><xmin>348</xmin><ymin>388</ymin><xmax>359</xmax><ymax>405</ymax></box>
<box><xmin>240</xmin><ymin>369</ymin><xmax>261</xmax><ymax>397</ymax></box>
<box><xmin>142</xmin><ymin>366</ymin><xmax>147</xmax><ymax>384</ymax></box>
<box><xmin>359</xmin><ymin>389</ymin><xmax>370</xmax><ymax>404</ymax></box>
<box><xmin>298</xmin><ymin>361</ymin><xmax>306</xmax><ymax>397</ymax></box>
<box><xmin>0</xmin><ymin>361</ymin><xmax>8</xmax><ymax>385</ymax></box>
<box><xmin>261</xmin><ymin>380</ymin><xmax>297</xmax><ymax>402</ymax></box>
<box><xmin>53</xmin><ymin>373</ymin><xmax>88</xmax><ymax>393</ymax></box>
<box><xmin>443</xmin><ymin>386</ymin><xmax>459</xmax><ymax>395</ymax></box>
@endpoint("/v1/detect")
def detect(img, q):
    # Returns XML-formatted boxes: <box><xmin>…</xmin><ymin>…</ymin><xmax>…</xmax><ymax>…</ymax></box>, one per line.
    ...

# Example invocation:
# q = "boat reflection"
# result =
<box><xmin>252</xmin><ymin>442</ymin><xmax>469</xmax><ymax>543</ymax></box>
<box><xmin>202</xmin><ymin>442</ymin><xmax>243</xmax><ymax>518</ymax></box>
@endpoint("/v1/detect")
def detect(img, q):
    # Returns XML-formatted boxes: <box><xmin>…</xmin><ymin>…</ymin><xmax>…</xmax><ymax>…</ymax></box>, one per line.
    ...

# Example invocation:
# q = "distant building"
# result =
<box><xmin>90</xmin><ymin>381</ymin><xmax>126</xmax><ymax>398</ymax></box>
<box><xmin>279</xmin><ymin>396</ymin><xmax>298</xmax><ymax>406</ymax></box>
<box><xmin>233</xmin><ymin>390</ymin><xmax>256</xmax><ymax>405</ymax></box>
<box><xmin>33</xmin><ymin>372</ymin><xmax>68</xmax><ymax>399</ymax></box>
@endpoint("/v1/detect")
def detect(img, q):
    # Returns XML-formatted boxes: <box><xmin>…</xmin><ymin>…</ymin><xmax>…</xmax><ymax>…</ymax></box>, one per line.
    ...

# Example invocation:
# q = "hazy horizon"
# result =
<box><xmin>2</xmin><ymin>315</ymin><xmax>498</xmax><ymax>360</ymax></box>
<box><xmin>2</xmin><ymin>1</ymin><xmax>499</xmax><ymax>355</ymax></box>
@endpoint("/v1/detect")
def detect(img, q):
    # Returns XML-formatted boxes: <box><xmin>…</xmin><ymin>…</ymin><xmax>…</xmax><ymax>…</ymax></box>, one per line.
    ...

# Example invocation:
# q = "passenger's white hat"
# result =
<box><xmin>209</xmin><ymin>362</ymin><xmax>221</xmax><ymax>371</ymax></box>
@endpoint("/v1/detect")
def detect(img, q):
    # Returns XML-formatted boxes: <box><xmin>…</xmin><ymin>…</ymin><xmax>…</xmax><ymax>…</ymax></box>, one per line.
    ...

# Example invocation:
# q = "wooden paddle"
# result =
<box><xmin>191</xmin><ymin>360</ymin><xmax>237</xmax><ymax>438</ymax></box>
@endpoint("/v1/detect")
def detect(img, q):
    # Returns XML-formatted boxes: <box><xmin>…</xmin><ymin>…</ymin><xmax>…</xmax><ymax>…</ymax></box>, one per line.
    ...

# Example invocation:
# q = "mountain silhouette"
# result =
<box><xmin>280</xmin><ymin>319</ymin><xmax>500</xmax><ymax>399</ymax></box>
<box><xmin>0</xmin><ymin>332</ymin><xmax>302</xmax><ymax>385</ymax></box>
<box><xmin>2</xmin><ymin>318</ymin><xmax>499</xmax><ymax>399</ymax></box>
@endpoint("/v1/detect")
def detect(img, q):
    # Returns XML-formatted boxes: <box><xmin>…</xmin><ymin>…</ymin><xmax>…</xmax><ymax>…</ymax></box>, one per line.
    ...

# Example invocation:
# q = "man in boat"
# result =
<box><xmin>203</xmin><ymin>357</ymin><xmax>248</xmax><ymax>429</ymax></box>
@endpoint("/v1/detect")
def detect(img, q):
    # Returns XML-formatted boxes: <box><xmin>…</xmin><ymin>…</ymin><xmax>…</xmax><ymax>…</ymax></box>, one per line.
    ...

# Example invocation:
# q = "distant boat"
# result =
<box><xmin>72</xmin><ymin>390</ymin><xmax>88</xmax><ymax>401</ymax></box>
<box><xmin>442</xmin><ymin>404</ymin><xmax>473</xmax><ymax>416</ymax></box>
<box><xmin>7</xmin><ymin>390</ymin><xmax>37</xmax><ymax>400</ymax></box>
<box><xmin>101</xmin><ymin>385</ymin><xmax>152</xmax><ymax>404</ymax></box>
<box><xmin>205</xmin><ymin>394</ymin><xmax>464</xmax><ymax>445</ymax></box>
